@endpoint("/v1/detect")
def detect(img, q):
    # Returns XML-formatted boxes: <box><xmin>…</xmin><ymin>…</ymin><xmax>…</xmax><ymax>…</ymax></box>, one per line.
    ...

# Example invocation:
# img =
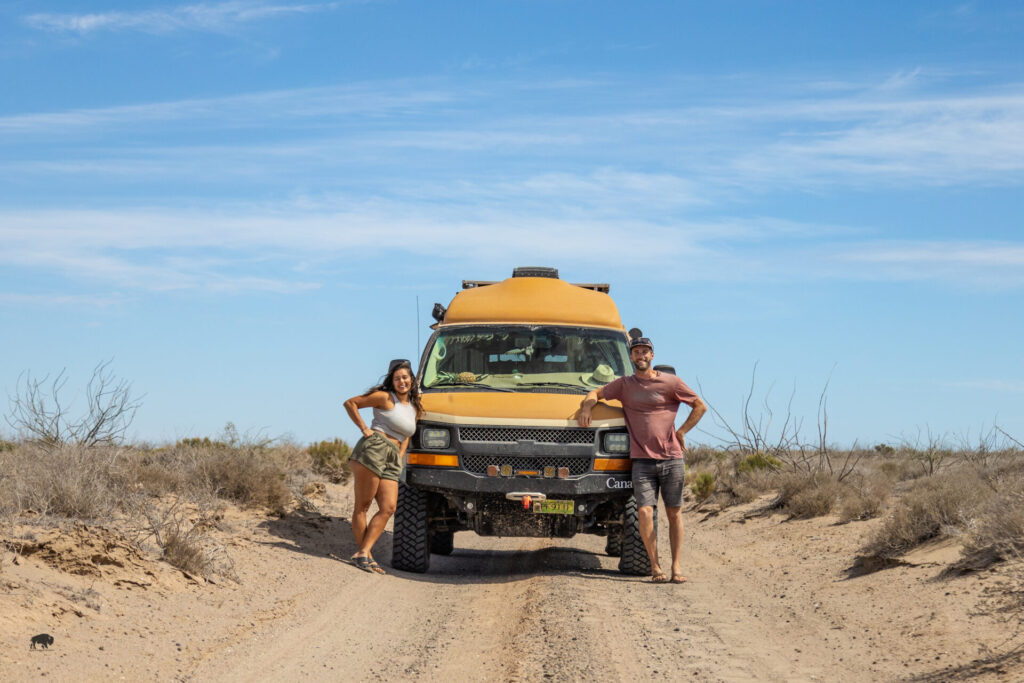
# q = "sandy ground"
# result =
<box><xmin>3</xmin><ymin>483</ymin><xmax>1023</xmax><ymax>682</ymax></box>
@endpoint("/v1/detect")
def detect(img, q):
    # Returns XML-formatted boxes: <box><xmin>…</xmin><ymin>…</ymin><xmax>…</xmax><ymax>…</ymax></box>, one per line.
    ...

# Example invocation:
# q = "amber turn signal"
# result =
<box><xmin>407</xmin><ymin>453</ymin><xmax>459</xmax><ymax>467</ymax></box>
<box><xmin>593</xmin><ymin>458</ymin><xmax>631</xmax><ymax>472</ymax></box>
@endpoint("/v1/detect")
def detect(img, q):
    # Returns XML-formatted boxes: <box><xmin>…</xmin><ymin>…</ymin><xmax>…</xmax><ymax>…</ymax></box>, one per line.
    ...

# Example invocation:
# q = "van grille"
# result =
<box><xmin>461</xmin><ymin>454</ymin><xmax>591</xmax><ymax>476</ymax></box>
<box><xmin>459</xmin><ymin>427</ymin><xmax>595</xmax><ymax>445</ymax></box>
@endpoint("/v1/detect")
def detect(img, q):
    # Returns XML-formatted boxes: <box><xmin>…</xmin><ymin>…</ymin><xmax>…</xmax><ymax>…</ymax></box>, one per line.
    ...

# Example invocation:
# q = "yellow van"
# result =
<box><xmin>393</xmin><ymin>267</ymin><xmax>653</xmax><ymax>574</ymax></box>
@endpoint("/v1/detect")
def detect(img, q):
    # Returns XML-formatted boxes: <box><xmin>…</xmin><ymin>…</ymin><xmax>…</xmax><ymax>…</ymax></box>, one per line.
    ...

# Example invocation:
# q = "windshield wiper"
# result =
<box><xmin>428</xmin><ymin>381</ymin><xmax>515</xmax><ymax>392</ymax></box>
<box><xmin>515</xmin><ymin>381</ymin><xmax>589</xmax><ymax>392</ymax></box>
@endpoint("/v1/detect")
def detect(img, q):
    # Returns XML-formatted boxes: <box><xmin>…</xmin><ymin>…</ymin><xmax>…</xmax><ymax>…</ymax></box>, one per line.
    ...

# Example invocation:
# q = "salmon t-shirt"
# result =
<box><xmin>601</xmin><ymin>372</ymin><xmax>698</xmax><ymax>460</ymax></box>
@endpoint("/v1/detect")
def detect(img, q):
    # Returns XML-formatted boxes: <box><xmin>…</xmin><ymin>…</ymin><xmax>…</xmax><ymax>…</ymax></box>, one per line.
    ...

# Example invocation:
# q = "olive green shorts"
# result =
<box><xmin>349</xmin><ymin>431</ymin><xmax>402</xmax><ymax>482</ymax></box>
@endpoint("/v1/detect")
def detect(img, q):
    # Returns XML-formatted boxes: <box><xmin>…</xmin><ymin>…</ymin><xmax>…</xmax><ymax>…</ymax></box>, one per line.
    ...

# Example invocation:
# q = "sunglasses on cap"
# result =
<box><xmin>388</xmin><ymin>358</ymin><xmax>411</xmax><ymax>373</ymax></box>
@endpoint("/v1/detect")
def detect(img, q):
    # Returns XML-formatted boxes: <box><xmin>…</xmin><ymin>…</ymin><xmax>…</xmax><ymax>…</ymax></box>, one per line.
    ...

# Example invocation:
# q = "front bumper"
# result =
<box><xmin>406</xmin><ymin>466</ymin><xmax>634</xmax><ymax>498</ymax></box>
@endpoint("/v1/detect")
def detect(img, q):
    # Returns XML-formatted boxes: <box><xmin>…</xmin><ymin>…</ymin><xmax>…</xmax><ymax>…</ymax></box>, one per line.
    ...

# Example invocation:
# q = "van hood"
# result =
<box><xmin>420</xmin><ymin>391</ymin><xmax>624</xmax><ymax>428</ymax></box>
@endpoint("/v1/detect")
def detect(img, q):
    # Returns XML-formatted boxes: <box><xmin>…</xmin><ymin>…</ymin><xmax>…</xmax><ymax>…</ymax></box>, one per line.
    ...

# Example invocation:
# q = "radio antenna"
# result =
<box><xmin>416</xmin><ymin>295</ymin><xmax>421</xmax><ymax>353</ymax></box>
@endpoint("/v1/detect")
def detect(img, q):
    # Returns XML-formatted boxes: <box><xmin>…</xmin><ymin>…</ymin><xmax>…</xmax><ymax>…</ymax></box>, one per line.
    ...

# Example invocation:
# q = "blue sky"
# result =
<box><xmin>2</xmin><ymin>1</ymin><xmax>1022</xmax><ymax>448</ymax></box>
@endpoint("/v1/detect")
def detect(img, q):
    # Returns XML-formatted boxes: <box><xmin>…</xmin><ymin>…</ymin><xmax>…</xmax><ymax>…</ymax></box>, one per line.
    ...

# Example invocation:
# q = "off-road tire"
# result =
<box><xmin>605</xmin><ymin>529</ymin><xmax>622</xmax><ymax>557</ymax></box>
<box><xmin>618</xmin><ymin>496</ymin><xmax>656</xmax><ymax>575</ymax></box>
<box><xmin>392</xmin><ymin>483</ymin><xmax>431</xmax><ymax>572</ymax></box>
<box><xmin>430</xmin><ymin>531</ymin><xmax>454</xmax><ymax>556</ymax></box>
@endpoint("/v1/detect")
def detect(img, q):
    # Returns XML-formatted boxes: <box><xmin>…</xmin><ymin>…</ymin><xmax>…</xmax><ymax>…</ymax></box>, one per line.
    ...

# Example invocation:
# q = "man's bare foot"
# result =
<box><xmin>670</xmin><ymin>574</ymin><xmax>687</xmax><ymax>584</ymax></box>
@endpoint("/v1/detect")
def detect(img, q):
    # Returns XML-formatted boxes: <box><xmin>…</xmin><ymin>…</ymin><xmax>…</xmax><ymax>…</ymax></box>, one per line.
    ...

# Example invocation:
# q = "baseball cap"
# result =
<box><xmin>628</xmin><ymin>337</ymin><xmax>653</xmax><ymax>351</ymax></box>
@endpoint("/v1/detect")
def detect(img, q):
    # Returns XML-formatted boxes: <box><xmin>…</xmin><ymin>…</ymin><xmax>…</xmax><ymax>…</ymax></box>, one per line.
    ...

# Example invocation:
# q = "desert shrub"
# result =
<box><xmin>308</xmin><ymin>439</ymin><xmax>352</xmax><ymax>483</ymax></box>
<box><xmin>684</xmin><ymin>445</ymin><xmax>720</xmax><ymax>469</ymax></box>
<box><xmin>128</xmin><ymin>454</ymin><xmax>189</xmax><ymax>496</ymax></box>
<box><xmin>877</xmin><ymin>458</ymin><xmax>919</xmax><ymax>482</ymax></box>
<box><xmin>176</xmin><ymin>437</ymin><xmax>228</xmax><ymax>449</ymax></box>
<box><xmin>786</xmin><ymin>473</ymin><xmax>843</xmax><ymax>519</ymax></box>
<box><xmin>768</xmin><ymin>471</ymin><xmax>842</xmax><ymax>518</ymax></box>
<box><xmin>728</xmin><ymin>466</ymin><xmax>776</xmax><ymax>504</ymax></box>
<box><xmin>162</xmin><ymin>526</ymin><xmax>213</xmax><ymax>576</ymax></box>
<box><xmin>959</xmin><ymin>485</ymin><xmax>1024</xmax><ymax>570</ymax></box>
<box><xmin>737</xmin><ymin>452</ymin><xmax>782</xmax><ymax>474</ymax></box>
<box><xmin>862</xmin><ymin>470</ymin><xmax>991</xmax><ymax>558</ymax></box>
<box><xmin>873</xmin><ymin>443</ymin><xmax>895</xmax><ymax>456</ymax></box>
<box><xmin>837</xmin><ymin>472</ymin><xmax>892</xmax><ymax>522</ymax></box>
<box><xmin>0</xmin><ymin>439</ymin><xmax>15</xmax><ymax>452</ymax></box>
<box><xmin>124</xmin><ymin>438</ymin><xmax>314</xmax><ymax>514</ymax></box>
<box><xmin>690</xmin><ymin>472</ymin><xmax>715</xmax><ymax>502</ymax></box>
<box><xmin>127</xmin><ymin>496</ymin><xmax>223</xmax><ymax>577</ymax></box>
<box><xmin>197</xmin><ymin>447</ymin><xmax>293</xmax><ymax>514</ymax></box>
<box><xmin>1</xmin><ymin>442</ymin><xmax>125</xmax><ymax>519</ymax></box>
<box><xmin>769</xmin><ymin>471</ymin><xmax>816</xmax><ymax>510</ymax></box>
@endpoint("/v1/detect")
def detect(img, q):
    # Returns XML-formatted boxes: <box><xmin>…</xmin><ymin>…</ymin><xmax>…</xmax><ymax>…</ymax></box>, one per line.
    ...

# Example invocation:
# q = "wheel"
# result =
<box><xmin>430</xmin><ymin>531</ymin><xmax>454</xmax><ymax>556</ymax></box>
<box><xmin>605</xmin><ymin>529</ymin><xmax>622</xmax><ymax>557</ymax></box>
<box><xmin>618</xmin><ymin>496</ymin><xmax>656</xmax><ymax>575</ymax></box>
<box><xmin>391</xmin><ymin>483</ymin><xmax>431</xmax><ymax>572</ymax></box>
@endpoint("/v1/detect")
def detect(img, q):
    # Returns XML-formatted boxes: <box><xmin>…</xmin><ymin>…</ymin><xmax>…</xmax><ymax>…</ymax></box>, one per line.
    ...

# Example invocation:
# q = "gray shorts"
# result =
<box><xmin>632</xmin><ymin>458</ymin><xmax>686</xmax><ymax>509</ymax></box>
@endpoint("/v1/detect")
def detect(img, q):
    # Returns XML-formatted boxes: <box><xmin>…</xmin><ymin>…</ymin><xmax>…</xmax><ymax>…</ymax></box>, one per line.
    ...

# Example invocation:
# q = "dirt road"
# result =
<box><xmin>4</xmin><ymin>484</ymin><xmax>1021</xmax><ymax>681</ymax></box>
<box><xmin>187</xmin><ymin>533</ymin><xmax>852</xmax><ymax>682</ymax></box>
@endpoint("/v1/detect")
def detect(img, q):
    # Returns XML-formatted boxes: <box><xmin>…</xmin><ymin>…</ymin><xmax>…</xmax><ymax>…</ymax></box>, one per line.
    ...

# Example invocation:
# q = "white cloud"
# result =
<box><xmin>827</xmin><ymin>241</ymin><xmax>1024</xmax><ymax>288</ymax></box>
<box><xmin>1</xmin><ymin>194</ymin><xmax>809</xmax><ymax>293</ymax></box>
<box><xmin>5</xmin><ymin>74</ymin><xmax>1024</xmax><ymax>193</ymax></box>
<box><xmin>3</xmin><ymin>196</ymin><xmax>1022</xmax><ymax>294</ymax></box>
<box><xmin>4</xmin><ymin>71</ymin><xmax>1024</xmax><ymax>294</ymax></box>
<box><xmin>844</xmin><ymin>242</ymin><xmax>1024</xmax><ymax>267</ymax></box>
<box><xmin>0</xmin><ymin>292</ymin><xmax>125</xmax><ymax>308</ymax></box>
<box><xmin>0</xmin><ymin>82</ymin><xmax>452</xmax><ymax>136</ymax></box>
<box><xmin>24</xmin><ymin>1</ymin><xmax>344</xmax><ymax>35</ymax></box>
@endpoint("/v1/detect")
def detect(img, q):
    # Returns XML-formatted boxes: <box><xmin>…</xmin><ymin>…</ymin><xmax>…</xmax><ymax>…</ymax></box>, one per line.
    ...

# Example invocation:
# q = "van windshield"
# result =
<box><xmin>420</xmin><ymin>325</ymin><xmax>631</xmax><ymax>394</ymax></box>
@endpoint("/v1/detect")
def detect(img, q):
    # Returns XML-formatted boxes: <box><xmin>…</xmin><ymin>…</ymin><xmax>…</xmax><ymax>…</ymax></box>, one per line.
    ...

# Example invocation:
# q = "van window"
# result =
<box><xmin>421</xmin><ymin>325</ymin><xmax>631</xmax><ymax>393</ymax></box>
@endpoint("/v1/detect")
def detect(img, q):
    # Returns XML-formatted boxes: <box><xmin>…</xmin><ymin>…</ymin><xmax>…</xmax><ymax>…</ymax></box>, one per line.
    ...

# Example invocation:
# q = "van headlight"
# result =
<box><xmin>602</xmin><ymin>432</ymin><xmax>630</xmax><ymax>454</ymax></box>
<box><xmin>421</xmin><ymin>427</ymin><xmax>451</xmax><ymax>449</ymax></box>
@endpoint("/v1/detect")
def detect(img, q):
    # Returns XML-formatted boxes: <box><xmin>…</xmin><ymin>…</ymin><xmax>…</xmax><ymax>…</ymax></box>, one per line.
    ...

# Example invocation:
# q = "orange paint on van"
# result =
<box><xmin>421</xmin><ymin>392</ymin><xmax>622</xmax><ymax>423</ymax></box>
<box><xmin>444</xmin><ymin>277</ymin><xmax>624</xmax><ymax>329</ymax></box>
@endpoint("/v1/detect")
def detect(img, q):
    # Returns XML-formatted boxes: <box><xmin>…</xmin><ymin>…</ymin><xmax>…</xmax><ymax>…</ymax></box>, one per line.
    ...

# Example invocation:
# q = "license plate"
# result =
<box><xmin>533</xmin><ymin>499</ymin><xmax>574</xmax><ymax>515</ymax></box>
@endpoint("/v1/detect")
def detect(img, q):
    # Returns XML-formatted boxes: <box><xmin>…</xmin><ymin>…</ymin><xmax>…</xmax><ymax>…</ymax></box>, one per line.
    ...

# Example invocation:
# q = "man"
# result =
<box><xmin>578</xmin><ymin>336</ymin><xmax>706</xmax><ymax>583</ymax></box>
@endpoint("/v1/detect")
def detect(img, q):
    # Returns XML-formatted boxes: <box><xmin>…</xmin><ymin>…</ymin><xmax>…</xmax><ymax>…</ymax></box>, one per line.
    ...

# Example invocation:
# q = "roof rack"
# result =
<box><xmin>572</xmin><ymin>282</ymin><xmax>610</xmax><ymax>293</ymax></box>
<box><xmin>461</xmin><ymin>279</ymin><xmax>609</xmax><ymax>293</ymax></box>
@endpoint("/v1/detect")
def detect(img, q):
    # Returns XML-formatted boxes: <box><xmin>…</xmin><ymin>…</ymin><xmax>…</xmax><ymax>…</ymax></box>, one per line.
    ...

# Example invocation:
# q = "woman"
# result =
<box><xmin>343</xmin><ymin>359</ymin><xmax>423</xmax><ymax>574</ymax></box>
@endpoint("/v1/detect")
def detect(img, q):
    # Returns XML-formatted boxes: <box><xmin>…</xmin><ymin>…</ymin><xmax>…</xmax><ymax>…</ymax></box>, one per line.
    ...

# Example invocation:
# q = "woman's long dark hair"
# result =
<box><xmin>363</xmin><ymin>360</ymin><xmax>423</xmax><ymax>418</ymax></box>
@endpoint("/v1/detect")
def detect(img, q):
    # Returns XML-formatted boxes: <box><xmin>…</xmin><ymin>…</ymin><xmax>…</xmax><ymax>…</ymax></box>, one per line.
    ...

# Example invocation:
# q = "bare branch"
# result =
<box><xmin>5</xmin><ymin>361</ymin><xmax>142</xmax><ymax>447</ymax></box>
<box><xmin>995</xmin><ymin>425</ymin><xmax>1024</xmax><ymax>450</ymax></box>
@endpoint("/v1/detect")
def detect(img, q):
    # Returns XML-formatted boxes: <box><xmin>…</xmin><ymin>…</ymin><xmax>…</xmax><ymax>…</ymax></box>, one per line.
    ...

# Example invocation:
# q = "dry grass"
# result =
<box><xmin>0</xmin><ymin>442</ymin><xmax>126</xmax><ymax>520</ymax></box>
<box><xmin>876</xmin><ymin>457</ymin><xmax>921</xmax><ymax>482</ymax></box>
<box><xmin>960</xmin><ymin>492</ymin><xmax>1024</xmax><ymax>571</ymax></box>
<box><xmin>0</xmin><ymin>434</ymin><xmax>340</xmax><ymax>578</ymax></box>
<box><xmin>786</xmin><ymin>473</ymin><xmax>843</xmax><ymax>519</ymax></box>
<box><xmin>837</xmin><ymin>472</ymin><xmax>892</xmax><ymax>522</ymax></box>
<box><xmin>957</xmin><ymin>460</ymin><xmax>1024</xmax><ymax>571</ymax></box>
<box><xmin>862</xmin><ymin>470</ymin><xmax>991</xmax><ymax>559</ymax></box>
<box><xmin>126</xmin><ymin>440</ymin><xmax>316</xmax><ymax>514</ymax></box>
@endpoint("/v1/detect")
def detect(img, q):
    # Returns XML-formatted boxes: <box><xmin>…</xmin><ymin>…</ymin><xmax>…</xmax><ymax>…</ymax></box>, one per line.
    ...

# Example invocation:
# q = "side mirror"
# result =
<box><xmin>432</xmin><ymin>303</ymin><xmax>447</xmax><ymax>323</ymax></box>
<box><xmin>653</xmin><ymin>364</ymin><xmax>675</xmax><ymax>375</ymax></box>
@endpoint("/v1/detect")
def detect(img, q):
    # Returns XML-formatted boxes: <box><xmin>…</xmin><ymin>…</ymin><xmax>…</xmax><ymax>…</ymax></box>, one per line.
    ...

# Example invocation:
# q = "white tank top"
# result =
<box><xmin>370</xmin><ymin>392</ymin><xmax>417</xmax><ymax>441</ymax></box>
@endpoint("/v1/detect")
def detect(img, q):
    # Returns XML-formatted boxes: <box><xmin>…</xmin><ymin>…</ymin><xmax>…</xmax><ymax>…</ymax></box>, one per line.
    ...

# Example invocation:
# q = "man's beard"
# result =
<box><xmin>632</xmin><ymin>359</ymin><xmax>649</xmax><ymax>371</ymax></box>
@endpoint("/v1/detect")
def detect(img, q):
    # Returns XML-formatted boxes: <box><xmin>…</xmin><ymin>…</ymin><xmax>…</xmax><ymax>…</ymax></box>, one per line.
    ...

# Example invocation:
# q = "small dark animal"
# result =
<box><xmin>30</xmin><ymin>633</ymin><xmax>54</xmax><ymax>649</ymax></box>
